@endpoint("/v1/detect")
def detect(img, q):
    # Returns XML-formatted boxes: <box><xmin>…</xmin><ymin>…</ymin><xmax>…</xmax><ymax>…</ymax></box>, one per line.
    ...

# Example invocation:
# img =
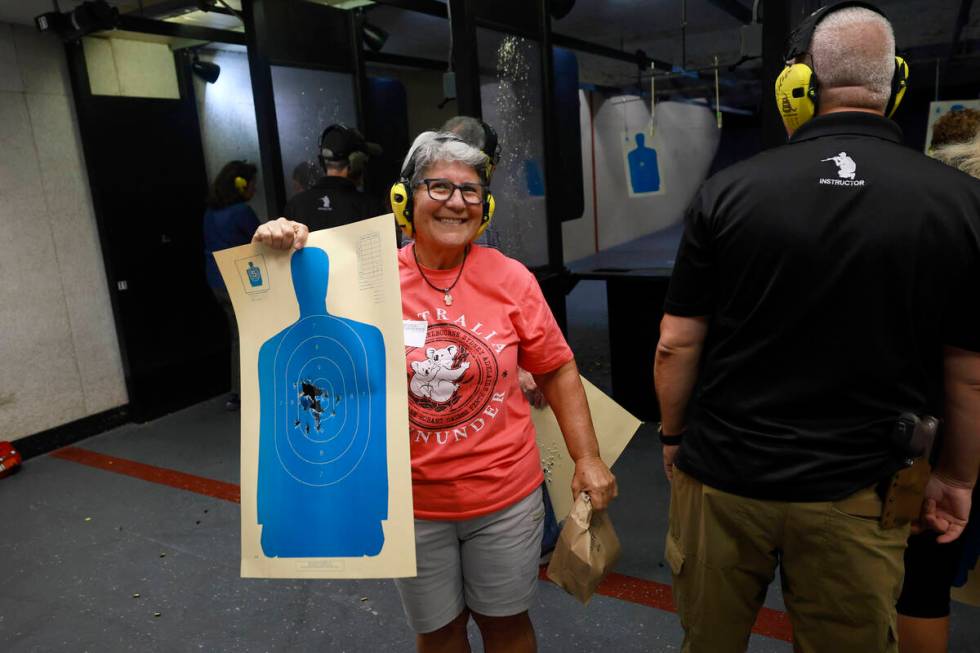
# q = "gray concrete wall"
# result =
<box><xmin>193</xmin><ymin>49</ymin><xmax>267</xmax><ymax>220</ymax></box>
<box><xmin>0</xmin><ymin>23</ymin><xmax>127</xmax><ymax>441</ymax></box>
<box><xmin>82</xmin><ymin>35</ymin><xmax>180</xmax><ymax>99</ymax></box>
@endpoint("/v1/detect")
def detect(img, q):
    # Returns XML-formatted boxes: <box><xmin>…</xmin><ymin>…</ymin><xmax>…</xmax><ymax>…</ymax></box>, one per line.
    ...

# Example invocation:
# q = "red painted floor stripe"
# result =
<box><xmin>537</xmin><ymin>567</ymin><xmax>792</xmax><ymax>642</ymax></box>
<box><xmin>53</xmin><ymin>445</ymin><xmax>791</xmax><ymax>642</ymax></box>
<box><xmin>50</xmin><ymin>446</ymin><xmax>240</xmax><ymax>504</ymax></box>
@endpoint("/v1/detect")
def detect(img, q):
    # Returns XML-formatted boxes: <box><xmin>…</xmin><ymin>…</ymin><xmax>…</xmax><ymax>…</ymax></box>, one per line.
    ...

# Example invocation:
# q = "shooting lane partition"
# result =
<box><xmin>478</xmin><ymin>31</ymin><xmax>550</xmax><ymax>268</ymax></box>
<box><xmin>215</xmin><ymin>215</ymin><xmax>414</xmax><ymax>579</ymax></box>
<box><xmin>466</xmin><ymin>1</ymin><xmax>582</xmax><ymax>331</ymax></box>
<box><xmin>243</xmin><ymin>0</ymin><xmax>367</xmax><ymax>218</ymax></box>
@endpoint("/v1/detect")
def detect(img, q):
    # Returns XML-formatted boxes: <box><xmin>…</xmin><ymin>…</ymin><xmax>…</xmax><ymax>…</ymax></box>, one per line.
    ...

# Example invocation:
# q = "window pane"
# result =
<box><xmin>271</xmin><ymin>66</ymin><xmax>358</xmax><ymax>201</ymax></box>
<box><xmin>478</xmin><ymin>29</ymin><xmax>549</xmax><ymax>268</ymax></box>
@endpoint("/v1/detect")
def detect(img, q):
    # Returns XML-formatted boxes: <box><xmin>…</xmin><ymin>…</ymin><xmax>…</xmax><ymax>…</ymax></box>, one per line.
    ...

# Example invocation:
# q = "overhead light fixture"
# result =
<box><xmin>355</xmin><ymin>8</ymin><xmax>388</xmax><ymax>53</ymax></box>
<box><xmin>192</xmin><ymin>54</ymin><xmax>221</xmax><ymax>84</ymax></box>
<box><xmin>35</xmin><ymin>0</ymin><xmax>120</xmax><ymax>42</ymax></box>
<box><xmin>361</xmin><ymin>20</ymin><xmax>389</xmax><ymax>53</ymax></box>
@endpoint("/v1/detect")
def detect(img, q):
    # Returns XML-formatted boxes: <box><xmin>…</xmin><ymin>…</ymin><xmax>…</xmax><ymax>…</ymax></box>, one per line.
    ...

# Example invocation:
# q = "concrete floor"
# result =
<box><xmin>1</xmin><ymin>280</ymin><xmax>978</xmax><ymax>652</ymax></box>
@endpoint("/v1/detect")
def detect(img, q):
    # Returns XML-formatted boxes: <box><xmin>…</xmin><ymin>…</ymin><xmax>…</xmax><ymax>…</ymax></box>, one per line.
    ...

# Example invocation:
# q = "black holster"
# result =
<box><xmin>878</xmin><ymin>413</ymin><xmax>939</xmax><ymax>529</ymax></box>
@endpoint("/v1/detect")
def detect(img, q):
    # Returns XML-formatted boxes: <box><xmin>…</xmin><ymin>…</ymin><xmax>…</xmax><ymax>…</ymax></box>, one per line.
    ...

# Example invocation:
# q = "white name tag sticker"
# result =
<box><xmin>403</xmin><ymin>320</ymin><xmax>428</xmax><ymax>347</ymax></box>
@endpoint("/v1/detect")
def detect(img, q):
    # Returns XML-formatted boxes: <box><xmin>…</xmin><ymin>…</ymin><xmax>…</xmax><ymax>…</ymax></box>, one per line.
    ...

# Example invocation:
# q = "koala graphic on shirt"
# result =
<box><xmin>410</xmin><ymin>345</ymin><xmax>470</xmax><ymax>403</ymax></box>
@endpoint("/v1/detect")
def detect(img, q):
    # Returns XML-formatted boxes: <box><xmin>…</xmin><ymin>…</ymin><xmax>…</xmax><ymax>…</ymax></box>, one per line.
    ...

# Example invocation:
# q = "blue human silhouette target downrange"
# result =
<box><xmin>627</xmin><ymin>132</ymin><xmax>660</xmax><ymax>194</ymax></box>
<box><xmin>257</xmin><ymin>247</ymin><xmax>387</xmax><ymax>558</ymax></box>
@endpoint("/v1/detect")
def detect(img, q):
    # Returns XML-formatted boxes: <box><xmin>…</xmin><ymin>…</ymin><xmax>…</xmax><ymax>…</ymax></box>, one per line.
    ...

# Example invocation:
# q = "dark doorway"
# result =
<box><xmin>66</xmin><ymin>45</ymin><xmax>229</xmax><ymax>422</ymax></box>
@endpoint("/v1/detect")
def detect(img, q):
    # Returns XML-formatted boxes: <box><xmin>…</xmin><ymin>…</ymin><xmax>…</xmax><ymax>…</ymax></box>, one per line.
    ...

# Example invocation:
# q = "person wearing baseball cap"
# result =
<box><xmin>283</xmin><ymin>124</ymin><xmax>386</xmax><ymax>233</ymax></box>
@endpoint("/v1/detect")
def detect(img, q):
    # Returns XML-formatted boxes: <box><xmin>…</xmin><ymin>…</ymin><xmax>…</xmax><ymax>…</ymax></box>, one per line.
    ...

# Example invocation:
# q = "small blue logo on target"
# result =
<box><xmin>236</xmin><ymin>255</ymin><xmax>270</xmax><ymax>294</ymax></box>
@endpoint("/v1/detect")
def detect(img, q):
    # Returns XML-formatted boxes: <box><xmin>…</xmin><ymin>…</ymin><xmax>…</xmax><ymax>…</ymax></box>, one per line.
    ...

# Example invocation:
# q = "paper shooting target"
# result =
<box><xmin>256</xmin><ymin>247</ymin><xmax>388</xmax><ymax>558</ymax></box>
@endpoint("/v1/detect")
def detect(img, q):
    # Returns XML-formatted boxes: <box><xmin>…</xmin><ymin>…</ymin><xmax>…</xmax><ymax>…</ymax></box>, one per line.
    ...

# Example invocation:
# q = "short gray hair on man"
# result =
<box><xmin>440</xmin><ymin>116</ymin><xmax>486</xmax><ymax>150</ymax></box>
<box><xmin>404</xmin><ymin>131</ymin><xmax>489</xmax><ymax>188</ymax></box>
<box><xmin>810</xmin><ymin>6</ymin><xmax>895</xmax><ymax>112</ymax></box>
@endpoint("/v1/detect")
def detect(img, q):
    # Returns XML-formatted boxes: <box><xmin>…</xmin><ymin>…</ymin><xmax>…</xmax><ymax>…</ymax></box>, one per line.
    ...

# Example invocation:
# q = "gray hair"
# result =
<box><xmin>934</xmin><ymin>131</ymin><xmax>980</xmax><ymax>179</ymax></box>
<box><xmin>440</xmin><ymin>116</ymin><xmax>486</xmax><ymax>150</ymax></box>
<box><xmin>810</xmin><ymin>7</ymin><xmax>895</xmax><ymax>112</ymax></box>
<box><xmin>403</xmin><ymin>131</ymin><xmax>489</xmax><ymax>187</ymax></box>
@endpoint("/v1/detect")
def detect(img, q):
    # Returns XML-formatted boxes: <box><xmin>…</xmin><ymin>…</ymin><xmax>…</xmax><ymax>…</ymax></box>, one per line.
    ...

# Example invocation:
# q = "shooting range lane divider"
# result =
<box><xmin>49</xmin><ymin>444</ymin><xmax>792</xmax><ymax>643</ymax></box>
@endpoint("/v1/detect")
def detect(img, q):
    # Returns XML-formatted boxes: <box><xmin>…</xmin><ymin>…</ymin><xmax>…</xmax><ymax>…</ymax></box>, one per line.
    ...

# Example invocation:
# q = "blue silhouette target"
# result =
<box><xmin>257</xmin><ymin>247</ymin><xmax>387</xmax><ymax>558</ymax></box>
<box><xmin>627</xmin><ymin>132</ymin><xmax>661</xmax><ymax>194</ymax></box>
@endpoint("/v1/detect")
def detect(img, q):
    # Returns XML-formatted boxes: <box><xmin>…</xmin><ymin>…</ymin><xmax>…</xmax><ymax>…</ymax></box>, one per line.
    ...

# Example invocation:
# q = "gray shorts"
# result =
<box><xmin>394</xmin><ymin>486</ymin><xmax>545</xmax><ymax>634</ymax></box>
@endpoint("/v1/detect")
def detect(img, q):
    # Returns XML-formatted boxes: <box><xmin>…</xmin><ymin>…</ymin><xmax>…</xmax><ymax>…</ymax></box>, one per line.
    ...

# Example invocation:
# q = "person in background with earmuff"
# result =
<box><xmin>654</xmin><ymin>3</ymin><xmax>980</xmax><ymax>652</ymax></box>
<box><xmin>282</xmin><ymin>123</ymin><xmax>386</xmax><ymax>235</ymax></box>
<box><xmin>440</xmin><ymin>115</ymin><xmax>503</xmax><ymax>252</ymax></box>
<box><xmin>440</xmin><ymin>115</ymin><xmax>547</xmax><ymax>412</ymax></box>
<box><xmin>253</xmin><ymin>131</ymin><xmax>617</xmax><ymax>653</ymax></box>
<box><xmin>203</xmin><ymin>160</ymin><xmax>260</xmax><ymax>411</ymax></box>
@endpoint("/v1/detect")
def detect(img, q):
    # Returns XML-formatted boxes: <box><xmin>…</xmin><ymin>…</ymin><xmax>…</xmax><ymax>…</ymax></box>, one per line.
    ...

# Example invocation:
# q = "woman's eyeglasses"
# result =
<box><xmin>418</xmin><ymin>178</ymin><xmax>485</xmax><ymax>205</ymax></box>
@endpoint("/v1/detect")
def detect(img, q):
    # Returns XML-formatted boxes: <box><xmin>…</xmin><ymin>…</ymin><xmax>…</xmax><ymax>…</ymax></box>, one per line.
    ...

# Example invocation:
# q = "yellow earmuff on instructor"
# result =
<box><xmin>774</xmin><ymin>1</ymin><xmax>908</xmax><ymax>134</ymax></box>
<box><xmin>234</xmin><ymin>176</ymin><xmax>249</xmax><ymax>196</ymax></box>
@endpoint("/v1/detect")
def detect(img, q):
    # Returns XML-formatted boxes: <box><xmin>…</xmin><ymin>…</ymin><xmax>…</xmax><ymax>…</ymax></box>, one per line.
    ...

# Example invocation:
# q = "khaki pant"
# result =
<box><xmin>666</xmin><ymin>468</ymin><xmax>909</xmax><ymax>653</ymax></box>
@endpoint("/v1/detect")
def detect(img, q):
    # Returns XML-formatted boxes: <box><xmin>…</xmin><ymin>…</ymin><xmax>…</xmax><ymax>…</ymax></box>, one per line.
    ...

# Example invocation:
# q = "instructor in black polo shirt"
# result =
<box><xmin>283</xmin><ymin>124</ymin><xmax>385</xmax><ymax>232</ymax></box>
<box><xmin>654</xmin><ymin>3</ymin><xmax>980</xmax><ymax>652</ymax></box>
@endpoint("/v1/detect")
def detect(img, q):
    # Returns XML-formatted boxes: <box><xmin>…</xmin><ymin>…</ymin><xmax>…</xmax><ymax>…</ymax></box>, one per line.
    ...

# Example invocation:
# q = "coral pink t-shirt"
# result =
<box><xmin>399</xmin><ymin>244</ymin><xmax>573</xmax><ymax>520</ymax></box>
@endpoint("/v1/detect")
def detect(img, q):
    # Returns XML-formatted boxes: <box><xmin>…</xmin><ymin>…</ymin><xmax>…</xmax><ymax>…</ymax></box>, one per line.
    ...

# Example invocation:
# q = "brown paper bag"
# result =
<box><xmin>546</xmin><ymin>493</ymin><xmax>621</xmax><ymax>604</ymax></box>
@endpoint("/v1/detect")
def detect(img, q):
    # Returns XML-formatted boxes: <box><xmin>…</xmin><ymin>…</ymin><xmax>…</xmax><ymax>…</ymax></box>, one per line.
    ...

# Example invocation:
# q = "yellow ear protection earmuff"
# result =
<box><xmin>886</xmin><ymin>55</ymin><xmax>909</xmax><ymax>118</ymax></box>
<box><xmin>390</xmin><ymin>145</ymin><xmax>418</xmax><ymax>236</ymax></box>
<box><xmin>775</xmin><ymin>62</ymin><xmax>818</xmax><ymax>133</ymax></box>
<box><xmin>390</xmin><ymin>134</ymin><xmax>496</xmax><ymax>238</ymax></box>
<box><xmin>479</xmin><ymin>120</ymin><xmax>501</xmax><ymax>182</ymax></box>
<box><xmin>480</xmin><ymin>194</ymin><xmax>496</xmax><ymax>237</ymax></box>
<box><xmin>234</xmin><ymin>176</ymin><xmax>249</xmax><ymax>196</ymax></box>
<box><xmin>775</xmin><ymin>1</ymin><xmax>909</xmax><ymax>133</ymax></box>
<box><xmin>390</xmin><ymin>176</ymin><xmax>413</xmax><ymax>236</ymax></box>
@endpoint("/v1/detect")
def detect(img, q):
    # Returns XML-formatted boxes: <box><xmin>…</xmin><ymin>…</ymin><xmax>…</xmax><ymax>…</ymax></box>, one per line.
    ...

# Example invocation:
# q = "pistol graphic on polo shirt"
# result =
<box><xmin>256</xmin><ymin>247</ymin><xmax>388</xmax><ymax>558</ymax></box>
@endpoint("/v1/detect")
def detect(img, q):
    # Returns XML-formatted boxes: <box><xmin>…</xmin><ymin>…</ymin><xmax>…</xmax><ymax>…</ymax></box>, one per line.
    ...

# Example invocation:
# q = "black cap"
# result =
<box><xmin>319</xmin><ymin>124</ymin><xmax>382</xmax><ymax>161</ymax></box>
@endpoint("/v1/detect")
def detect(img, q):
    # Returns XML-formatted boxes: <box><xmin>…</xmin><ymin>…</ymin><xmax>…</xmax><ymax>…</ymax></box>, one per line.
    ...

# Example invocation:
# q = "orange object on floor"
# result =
<box><xmin>0</xmin><ymin>441</ymin><xmax>22</xmax><ymax>478</ymax></box>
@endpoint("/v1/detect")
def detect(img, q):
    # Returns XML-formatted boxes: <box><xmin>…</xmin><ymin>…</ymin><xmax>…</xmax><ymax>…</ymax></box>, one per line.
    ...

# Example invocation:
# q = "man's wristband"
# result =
<box><xmin>658</xmin><ymin>423</ymin><xmax>685</xmax><ymax>446</ymax></box>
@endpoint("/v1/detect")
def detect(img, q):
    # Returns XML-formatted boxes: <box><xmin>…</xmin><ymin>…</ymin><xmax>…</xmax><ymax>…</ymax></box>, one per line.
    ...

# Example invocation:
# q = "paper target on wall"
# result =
<box><xmin>612</xmin><ymin>97</ymin><xmax>665</xmax><ymax>198</ymax></box>
<box><xmin>215</xmin><ymin>214</ymin><xmax>414</xmax><ymax>579</ymax></box>
<box><xmin>624</xmin><ymin>129</ymin><xmax>664</xmax><ymax>197</ymax></box>
<box><xmin>592</xmin><ymin>98</ymin><xmax>720</xmax><ymax>248</ymax></box>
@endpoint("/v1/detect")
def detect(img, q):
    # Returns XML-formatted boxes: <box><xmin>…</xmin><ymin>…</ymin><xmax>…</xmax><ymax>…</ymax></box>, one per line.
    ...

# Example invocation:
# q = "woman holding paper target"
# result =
<box><xmin>254</xmin><ymin>131</ymin><xmax>617</xmax><ymax>652</ymax></box>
